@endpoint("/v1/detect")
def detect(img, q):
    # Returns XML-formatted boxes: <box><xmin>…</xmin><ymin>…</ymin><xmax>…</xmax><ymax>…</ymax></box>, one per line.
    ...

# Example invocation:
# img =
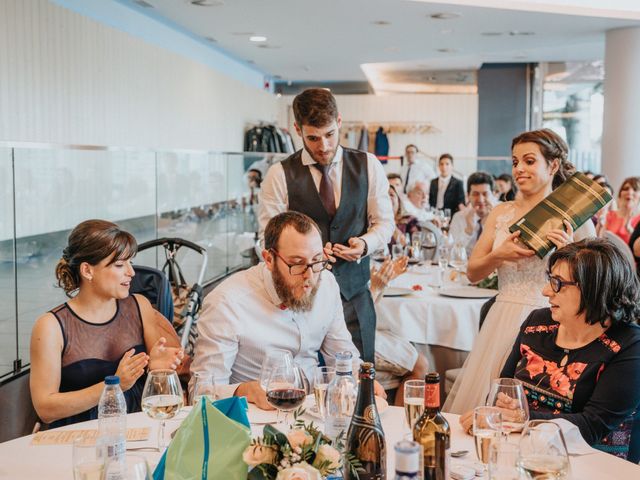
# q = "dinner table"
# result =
<box><xmin>2</xmin><ymin>396</ymin><xmax>637</xmax><ymax>479</ymax></box>
<box><xmin>375</xmin><ymin>265</ymin><xmax>497</xmax><ymax>384</ymax></box>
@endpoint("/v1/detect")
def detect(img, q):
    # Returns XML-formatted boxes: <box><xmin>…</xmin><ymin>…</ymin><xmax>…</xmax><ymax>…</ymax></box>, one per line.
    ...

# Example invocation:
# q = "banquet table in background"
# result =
<box><xmin>376</xmin><ymin>266</ymin><xmax>492</xmax><ymax>386</ymax></box>
<box><xmin>1</xmin><ymin>398</ymin><xmax>638</xmax><ymax>479</ymax></box>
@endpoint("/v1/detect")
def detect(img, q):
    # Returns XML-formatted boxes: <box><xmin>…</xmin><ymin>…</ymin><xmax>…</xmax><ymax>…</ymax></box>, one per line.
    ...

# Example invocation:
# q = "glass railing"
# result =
<box><xmin>0</xmin><ymin>143</ymin><xmax>287</xmax><ymax>379</ymax></box>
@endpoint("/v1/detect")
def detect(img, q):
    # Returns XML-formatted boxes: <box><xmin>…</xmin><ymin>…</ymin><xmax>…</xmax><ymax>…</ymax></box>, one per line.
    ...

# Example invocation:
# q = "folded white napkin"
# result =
<box><xmin>550</xmin><ymin>419</ymin><xmax>597</xmax><ymax>456</ymax></box>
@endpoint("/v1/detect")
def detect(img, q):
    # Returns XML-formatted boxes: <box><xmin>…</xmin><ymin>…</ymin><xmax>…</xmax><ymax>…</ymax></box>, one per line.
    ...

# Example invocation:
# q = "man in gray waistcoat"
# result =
<box><xmin>258</xmin><ymin>88</ymin><xmax>394</xmax><ymax>362</ymax></box>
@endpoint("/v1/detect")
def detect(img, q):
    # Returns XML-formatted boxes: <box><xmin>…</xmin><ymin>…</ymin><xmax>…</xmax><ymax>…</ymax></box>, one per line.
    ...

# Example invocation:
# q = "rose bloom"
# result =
<box><xmin>313</xmin><ymin>444</ymin><xmax>342</xmax><ymax>472</ymax></box>
<box><xmin>242</xmin><ymin>444</ymin><xmax>277</xmax><ymax>467</ymax></box>
<box><xmin>286</xmin><ymin>429</ymin><xmax>313</xmax><ymax>449</ymax></box>
<box><xmin>276</xmin><ymin>462</ymin><xmax>322</xmax><ymax>480</ymax></box>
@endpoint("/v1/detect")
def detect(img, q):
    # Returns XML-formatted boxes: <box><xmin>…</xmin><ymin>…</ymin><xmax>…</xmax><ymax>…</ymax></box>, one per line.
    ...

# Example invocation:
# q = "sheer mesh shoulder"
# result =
<box><xmin>493</xmin><ymin>203</ymin><xmax>548</xmax><ymax>306</ymax></box>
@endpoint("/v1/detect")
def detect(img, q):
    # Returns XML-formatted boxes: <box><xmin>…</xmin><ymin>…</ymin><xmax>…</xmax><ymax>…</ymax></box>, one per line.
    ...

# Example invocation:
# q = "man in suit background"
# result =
<box><xmin>429</xmin><ymin>153</ymin><xmax>465</xmax><ymax>214</ymax></box>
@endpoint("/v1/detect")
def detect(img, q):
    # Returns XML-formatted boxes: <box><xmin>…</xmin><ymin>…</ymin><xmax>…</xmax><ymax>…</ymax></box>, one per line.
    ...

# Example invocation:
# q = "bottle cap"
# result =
<box><xmin>394</xmin><ymin>440</ymin><xmax>420</xmax><ymax>474</ymax></box>
<box><xmin>425</xmin><ymin>372</ymin><xmax>440</xmax><ymax>384</ymax></box>
<box><xmin>335</xmin><ymin>351</ymin><xmax>353</xmax><ymax>374</ymax></box>
<box><xmin>104</xmin><ymin>375</ymin><xmax>120</xmax><ymax>385</ymax></box>
<box><xmin>359</xmin><ymin>362</ymin><xmax>376</xmax><ymax>379</ymax></box>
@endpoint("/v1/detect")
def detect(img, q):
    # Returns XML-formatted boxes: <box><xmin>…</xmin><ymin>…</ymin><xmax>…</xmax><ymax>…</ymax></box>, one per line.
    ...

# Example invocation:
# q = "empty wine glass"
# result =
<box><xmin>266</xmin><ymin>364</ymin><xmax>308</xmax><ymax>428</ymax></box>
<box><xmin>449</xmin><ymin>242</ymin><xmax>468</xmax><ymax>282</ymax></box>
<box><xmin>259</xmin><ymin>349</ymin><xmax>294</xmax><ymax>391</ymax></box>
<box><xmin>473</xmin><ymin>406</ymin><xmax>503</xmax><ymax>466</ymax></box>
<box><xmin>519</xmin><ymin>421</ymin><xmax>570</xmax><ymax>479</ymax></box>
<box><xmin>486</xmin><ymin>378</ymin><xmax>529</xmax><ymax>434</ymax></box>
<box><xmin>190</xmin><ymin>372</ymin><xmax>216</xmax><ymax>406</ymax></box>
<box><xmin>141</xmin><ymin>369</ymin><xmax>184</xmax><ymax>451</ymax></box>
<box><xmin>488</xmin><ymin>442</ymin><xmax>520</xmax><ymax>480</ymax></box>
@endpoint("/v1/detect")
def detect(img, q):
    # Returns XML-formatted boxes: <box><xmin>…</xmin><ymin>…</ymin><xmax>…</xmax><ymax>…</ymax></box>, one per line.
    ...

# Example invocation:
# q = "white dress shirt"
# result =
<box><xmin>258</xmin><ymin>146</ymin><xmax>394</xmax><ymax>254</ymax></box>
<box><xmin>400</xmin><ymin>161</ymin><xmax>436</xmax><ymax>193</ymax></box>
<box><xmin>449</xmin><ymin>209</ymin><xmax>482</xmax><ymax>255</ymax></box>
<box><xmin>436</xmin><ymin>175</ymin><xmax>452</xmax><ymax>210</ymax></box>
<box><xmin>190</xmin><ymin>263</ymin><xmax>361</xmax><ymax>399</ymax></box>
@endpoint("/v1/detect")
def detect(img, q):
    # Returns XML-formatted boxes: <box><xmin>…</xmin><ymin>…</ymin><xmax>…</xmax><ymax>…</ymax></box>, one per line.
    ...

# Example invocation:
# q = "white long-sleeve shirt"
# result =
<box><xmin>190</xmin><ymin>263</ymin><xmax>361</xmax><ymax>399</ymax></box>
<box><xmin>258</xmin><ymin>146</ymin><xmax>394</xmax><ymax>253</ymax></box>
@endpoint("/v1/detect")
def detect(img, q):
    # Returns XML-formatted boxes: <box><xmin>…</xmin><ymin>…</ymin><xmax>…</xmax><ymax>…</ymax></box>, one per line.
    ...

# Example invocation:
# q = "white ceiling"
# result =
<box><xmin>125</xmin><ymin>0</ymin><xmax>640</xmax><ymax>84</ymax></box>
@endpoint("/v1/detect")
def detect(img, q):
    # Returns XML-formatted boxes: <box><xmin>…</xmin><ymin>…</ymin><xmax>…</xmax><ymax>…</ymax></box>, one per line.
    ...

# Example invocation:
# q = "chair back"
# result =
<box><xmin>0</xmin><ymin>370</ymin><xmax>40</xmax><ymax>442</ymax></box>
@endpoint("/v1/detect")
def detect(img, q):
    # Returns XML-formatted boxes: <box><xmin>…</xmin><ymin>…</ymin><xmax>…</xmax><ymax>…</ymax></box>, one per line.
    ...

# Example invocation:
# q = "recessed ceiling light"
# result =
<box><xmin>429</xmin><ymin>12</ymin><xmax>460</xmax><ymax>20</ymax></box>
<box><xmin>436</xmin><ymin>48</ymin><xmax>458</xmax><ymax>53</ymax></box>
<box><xmin>133</xmin><ymin>0</ymin><xmax>154</xmax><ymax>8</ymax></box>
<box><xmin>250</xmin><ymin>35</ymin><xmax>267</xmax><ymax>42</ymax></box>
<box><xmin>481</xmin><ymin>32</ymin><xmax>503</xmax><ymax>37</ymax></box>
<box><xmin>371</xmin><ymin>20</ymin><xmax>392</xmax><ymax>26</ymax></box>
<box><xmin>509</xmin><ymin>31</ymin><xmax>535</xmax><ymax>36</ymax></box>
<box><xmin>188</xmin><ymin>0</ymin><xmax>224</xmax><ymax>6</ymax></box>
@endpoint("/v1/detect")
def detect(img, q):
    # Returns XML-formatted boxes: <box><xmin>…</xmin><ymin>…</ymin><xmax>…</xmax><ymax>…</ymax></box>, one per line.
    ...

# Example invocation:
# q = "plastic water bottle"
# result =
<box><xmin>97</xmin><ymin>376</ymin><xmax>127</xmax><ymax>472</ymax></box>
<box><xmin>325</xmin><ymin>351</ymin><xmax>357</xmax><ymax>446</ymax></box>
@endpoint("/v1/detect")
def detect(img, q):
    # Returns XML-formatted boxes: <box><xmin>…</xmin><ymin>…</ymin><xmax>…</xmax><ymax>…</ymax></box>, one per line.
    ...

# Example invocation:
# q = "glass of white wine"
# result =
<box><xmin>141</xmin><ymin>369</ymin><xmax>184</xmax><ymax>451</ymax></box>
<box><xmin>72</xmin><ymin>436</ymin><xmax>105</xmax><ymax>480</ymax></box>
<box><xmin>486</xmin><ymin>378</ymin><xmax>529</xmax><ymax>434</ymax></box>
<box><xmin>190</xmin><ymin>372</ymin><xmax>216</xmax><ymax>406</ymax></box>
<box><xmin>518</xmin><ymin>421</ymin><xmax>570</xmax><ymax>479</ymax></box>
<box><xmin>403</xmin><ymin>379</ymin><xmax>425</xmax><ymax>430</ymax></box>
<box><xmin>314</xmin><ymin>366</ymin><xmax>335</xmax><ymax>419</ymax></box>
<box><xmin>473</xmin><ymin>406</ymin><xmax>503</xmax><ymax>466</ymax></box>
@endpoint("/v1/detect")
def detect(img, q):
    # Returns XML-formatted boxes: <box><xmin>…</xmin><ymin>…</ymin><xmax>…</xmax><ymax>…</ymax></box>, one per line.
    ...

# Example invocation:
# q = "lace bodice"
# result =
<box><xmin>493</xmin><ymin>203</ymin><xmax>549</xmax><ymax>307</ymax></box>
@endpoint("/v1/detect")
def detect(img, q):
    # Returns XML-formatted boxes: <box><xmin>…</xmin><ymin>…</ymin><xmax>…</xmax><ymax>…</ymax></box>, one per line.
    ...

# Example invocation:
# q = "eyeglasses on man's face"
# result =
<box><xmin>546</xmin><ymin>271</ymin><xmax>578</xmax><ymax>293</ymax></box>
<box><xmin>270</xmin><ymin>249</ymin><xmax>329</xmax><ymax>276</ymax></box>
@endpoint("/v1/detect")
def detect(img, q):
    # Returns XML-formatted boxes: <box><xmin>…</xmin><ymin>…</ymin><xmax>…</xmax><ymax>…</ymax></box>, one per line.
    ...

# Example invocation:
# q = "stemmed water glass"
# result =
<box><xmin>190</xmin><ymin>371</ymin><xmax>216</xmax><ymax>406</ymax></box>
<box><xmin>259</xmin><ymin>349</ymin><xmax>294</xmax><ymax>391</ymax></box>
<box><xmin>486</xmin><ymin>378</ymin><xmax>529</xmax><ymax>434</ymax></box>
<box><xmin>449</xmin><ymin>242</ymin><xmax>468</xmax><ymax>283</ymax></box>
<box><xmin>72</xmin><ymin>436</ymin><xmax>105</xmax><ymax>480</ymax></box>
<box><xmin>519</xmin><ymin>421</ymin><xmax>570</xmax><ymax>479</ymax></box>
<box><xmin>141</xmin><ymin>369</ymin><xmax>184</xmax><ymax>451</ymax></box>
<box><xmin>266</xmin><ymin>364</ymin><xmax>308</xmax><ymax>428</ymax></box>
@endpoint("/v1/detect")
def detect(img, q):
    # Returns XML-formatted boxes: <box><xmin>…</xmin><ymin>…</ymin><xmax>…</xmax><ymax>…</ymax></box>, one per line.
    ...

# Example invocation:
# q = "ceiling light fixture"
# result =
<box><xmin>509</xmin><ymin>31</ymin><xmax>535</xmax><ymax>36</ymax></box>
<box><xmin>429</xmin><ymin>12</ymin><xmax>460</xmax><ymax>20</ymax></box>
<box><xmin>188</xmin><ymin>0</ymin><xmax>224</xmax><ymax>6</ymax></box>
<box><xmin>436</xmin><ymin>48</ymin><xmax>458</xmax><ymax>53</ymax></box>
<box><xmin>133</xmin><ymin>0</ymin><xmax>154</xmax><ymax>8</ymax></box>
<box><xmin>250</xmin><ymin>35</ymin><xmax>267</xmax><ymax>42</ymax></box>
<box><xmin>371</xmin><ymin>20</ymin><xmax>392</xmax><ymax>26</ymax></box>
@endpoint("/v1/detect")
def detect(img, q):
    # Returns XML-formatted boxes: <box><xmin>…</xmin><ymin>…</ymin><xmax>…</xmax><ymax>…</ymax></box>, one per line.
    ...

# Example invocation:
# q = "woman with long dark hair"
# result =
<box><xmin>445</xmin><ymin>129</ymin><xmax>595</xmax><ymax>413</ymax></box>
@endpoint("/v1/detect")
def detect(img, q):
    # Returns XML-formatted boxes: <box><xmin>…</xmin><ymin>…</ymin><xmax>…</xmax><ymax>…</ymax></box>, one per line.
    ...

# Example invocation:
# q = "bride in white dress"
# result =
<box><xmin>444</xmin><ymin>129</ymin><xmax>595</xmax><ymax>414</ymax></box>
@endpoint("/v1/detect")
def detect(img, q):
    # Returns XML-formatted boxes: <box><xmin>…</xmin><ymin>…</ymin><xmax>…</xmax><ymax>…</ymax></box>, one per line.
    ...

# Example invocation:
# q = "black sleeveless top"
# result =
<box><xmin>49</xmin><ymin>295</ymin><xmax>146</xmax><ymax>427</ymax></box>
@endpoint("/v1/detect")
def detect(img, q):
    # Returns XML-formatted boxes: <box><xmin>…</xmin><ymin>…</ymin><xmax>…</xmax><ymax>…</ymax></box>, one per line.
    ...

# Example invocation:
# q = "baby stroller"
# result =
<box><xmin>133</xmin><ymin>238</ymin><xmax>208</xmax><ymax>357</ymax></box>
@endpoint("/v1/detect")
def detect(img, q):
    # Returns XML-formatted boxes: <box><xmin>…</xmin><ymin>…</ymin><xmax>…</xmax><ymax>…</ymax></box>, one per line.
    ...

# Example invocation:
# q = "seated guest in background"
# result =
<box><xmin>599</xmin><ymin>176</ymin><xmax>640</xmax><ymax>243</ymax></box>
<box><xmin>449</xmin><ymin>172</ymin><xmax>497</xmax><ymax>254</ymax></box>
<box><xmin>495</xmin><ymin>173</ymin><xmax>517</xmax><ymax>202</ymax></box>
<box><xmin>460</xmin><ymin>238</ymin><xmax>640</xmax><ymax>461</ymax></box>
<box><xmin>630</xmin><ymin>222</ymin><xmax>640</xmax><ymax>276</ymax></box>
<box><xmin>429</xmin><ymin>153</ymin><xmax>466</xmax><ymax>214</ymax></box>
<box><xmin>370</xmin><ymin>257</ymin><xmax>430</xmax><ymax>406</ymax></box>
<box><xmin>387</xmin><ymin>173</ymin><xmax>404</xmax><ymax>196</ymax></box>
<box><xmin>400</xmin><ymin>144</ymin><xmax>435</xmax><ymax>194</ymax></box>
<box><xmin>191</xmin><ymin>211</ymin><xmax>384</xmax><ymax>410</ymax></box>
<box><xmin>405</xmin><ymin>181</ymin><xmax>432</xmax><ymax>222</ymax></box>
<box><xmin>389</xmin><ymin>184</ymin><xmax>419</xmax><ymax>246</ymax></box>
<box><xmin>592</xmin><ymin>174</ymin><xmax>609</xmax><ymax>186</ymax></box>
<box><xmin>30</xmin><ymin>220</ymin><xmax>184</xmax><ymax>427</ymax></box>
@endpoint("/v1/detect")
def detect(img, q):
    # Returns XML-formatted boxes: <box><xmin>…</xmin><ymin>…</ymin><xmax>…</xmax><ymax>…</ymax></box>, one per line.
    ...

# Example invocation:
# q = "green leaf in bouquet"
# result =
<box><xmin>263</xmin><ymin>424</ymin><xmax>289</xmax><ymax>449</ymax></box>
<box><xmin>247</xmin><ymin>463</ymin><xmax>279</xmax><ymax>480</ymax></box>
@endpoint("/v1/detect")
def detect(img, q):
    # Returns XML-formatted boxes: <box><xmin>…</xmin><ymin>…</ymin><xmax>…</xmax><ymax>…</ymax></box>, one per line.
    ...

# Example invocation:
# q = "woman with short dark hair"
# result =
<box><xmin>461</xmin><ymin>238</ymin><xmax>640</xmax><ymax>461</ymax></box>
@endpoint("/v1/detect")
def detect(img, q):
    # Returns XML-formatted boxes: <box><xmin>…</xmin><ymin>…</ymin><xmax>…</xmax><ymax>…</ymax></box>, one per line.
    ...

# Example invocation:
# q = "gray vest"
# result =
<box><xmin>282</xmin><ymin>148</ymin><xmax>370</xmax><ymax>300</ymax></box>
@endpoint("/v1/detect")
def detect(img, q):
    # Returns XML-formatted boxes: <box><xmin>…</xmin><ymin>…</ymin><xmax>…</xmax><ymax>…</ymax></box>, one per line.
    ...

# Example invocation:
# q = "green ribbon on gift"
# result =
<box><xmin>153</xmin><ymin>396</ymin><xmax>251</xmax><ymax>480</ymax></box>
<box><xmin>509</xmin><ymin>172</ymin><xmax>612</xmax><ymax>259</ymax></box>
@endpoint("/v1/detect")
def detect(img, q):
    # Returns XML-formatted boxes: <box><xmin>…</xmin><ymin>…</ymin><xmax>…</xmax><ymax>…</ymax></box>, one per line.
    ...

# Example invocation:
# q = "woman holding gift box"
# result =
<box><xmin>444</xmin><ymin>129</ymin><xmax>595</xmax><ymax>414</ymax></box>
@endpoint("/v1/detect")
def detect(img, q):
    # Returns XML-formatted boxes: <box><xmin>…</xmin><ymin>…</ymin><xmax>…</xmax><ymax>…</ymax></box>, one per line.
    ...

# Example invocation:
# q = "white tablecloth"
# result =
<box><xmin>376</xmin><ymin>268</ymin><xmax>487</xmax><ymax>351</ymax></box>
<box><xmin>2</xmin><ymin>399</ymin><xmax>637</xmax><ymax>479</ymax></box>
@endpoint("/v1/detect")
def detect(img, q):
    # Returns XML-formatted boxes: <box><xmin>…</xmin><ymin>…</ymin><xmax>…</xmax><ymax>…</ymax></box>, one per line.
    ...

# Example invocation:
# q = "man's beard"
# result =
<box><xmin>303</xmin><ymin>139</ymin><xmax>338</xmax><ymax>165</ymax></box>
<box><xmin>272</xmin><ymin>267</ymin><xmax>321</xmax><ymax>313</ymax></box>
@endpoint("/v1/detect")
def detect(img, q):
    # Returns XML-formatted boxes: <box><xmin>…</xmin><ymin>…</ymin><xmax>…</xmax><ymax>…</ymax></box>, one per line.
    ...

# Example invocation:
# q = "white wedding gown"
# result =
<box><xmin>443</xmin><ymin>203</ymin><xmax>594</xmax><ymax>414</ymax></box>
<box><xmin>443</xmin><ymin>205</ymin><xmax>549</xmax><ymax>414</ymax></box>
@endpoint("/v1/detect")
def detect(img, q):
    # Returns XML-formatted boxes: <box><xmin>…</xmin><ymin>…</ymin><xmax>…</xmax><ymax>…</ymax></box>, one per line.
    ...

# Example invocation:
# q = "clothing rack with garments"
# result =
<box><xmin>341</xmin><ymin>121</ymin><xmax>440</xmax><ymax>135</ymax></box>
<box><xmin>244</xmin><ymin>122</ymin><xmax>294</xmax><ymax>154</ymax></box>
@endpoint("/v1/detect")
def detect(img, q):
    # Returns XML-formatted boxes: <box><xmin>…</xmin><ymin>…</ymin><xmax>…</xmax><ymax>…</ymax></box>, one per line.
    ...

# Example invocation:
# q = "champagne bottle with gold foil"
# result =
<box><xmin>344</xmin><ymin>362</ymin><xmax>386</xmax><ymax>480</ymax></box>
<box><xmin>412</xmin><ymin>373</ymin><xmax>450</xmax><ymax>480</ymax></box>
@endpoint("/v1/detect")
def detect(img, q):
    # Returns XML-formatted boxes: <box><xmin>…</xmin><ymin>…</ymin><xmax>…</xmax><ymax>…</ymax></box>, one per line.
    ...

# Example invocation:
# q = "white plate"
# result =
<box><xmin>439</xmin><ymin>286</ymin><xmax>497</xmax><ymax>299</ymax></box>
<box><xmin>306</xmin><ymin>395</ymin><xmax>389</xmax><ymax>419</ymax></box>
<box><xmin>383</xmin><ymin>287</ymin><xmax>415</xmax><ymax>297</ymax></box>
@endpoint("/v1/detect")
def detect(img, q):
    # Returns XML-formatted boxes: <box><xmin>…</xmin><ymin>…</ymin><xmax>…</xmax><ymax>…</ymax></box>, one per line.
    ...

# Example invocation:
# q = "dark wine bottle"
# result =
<box><xmin>344</xmin><ymin>362</ymin><xmax>386</xmax><ymax>480</ymax></box>
<box><xmin>412</xmin><ymin>373</ymin><xmax>450</xmax><ymax>480</ymax></box>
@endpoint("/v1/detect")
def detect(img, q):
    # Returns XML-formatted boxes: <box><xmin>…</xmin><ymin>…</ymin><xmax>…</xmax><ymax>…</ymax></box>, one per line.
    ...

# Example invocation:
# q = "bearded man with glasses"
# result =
<box><xmin>190</xmin><ymin>211</ymin><xmax>384</xmax><ymax>410</ymax></box>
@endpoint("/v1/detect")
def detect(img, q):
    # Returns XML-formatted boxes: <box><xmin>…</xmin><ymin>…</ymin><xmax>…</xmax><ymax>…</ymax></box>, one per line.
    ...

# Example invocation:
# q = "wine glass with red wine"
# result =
<box><xmin>266</xmin><ymin>364</ymin><xmax>308</xmax><ymax>428</ymax></box>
